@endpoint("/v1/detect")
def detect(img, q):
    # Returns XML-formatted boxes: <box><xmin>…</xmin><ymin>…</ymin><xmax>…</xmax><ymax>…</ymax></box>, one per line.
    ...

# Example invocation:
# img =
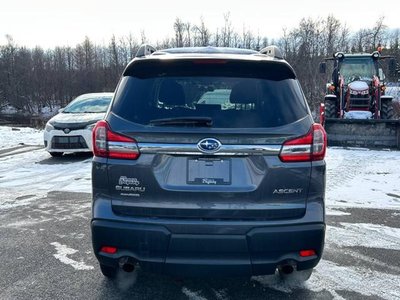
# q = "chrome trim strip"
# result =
<box><xmin>138</xmin><ymin>143</ymin><xmax>281</xmax><ymax>155</ymax></box>
<box><xmin>280</xmin><ymin>144</ymin><xmax>311</xmax><ymax>154</ymax></box>
<box><xmin>108</xmin><ymin>141</ymin><xmax>139</xmax><ymax>153</ymax></box>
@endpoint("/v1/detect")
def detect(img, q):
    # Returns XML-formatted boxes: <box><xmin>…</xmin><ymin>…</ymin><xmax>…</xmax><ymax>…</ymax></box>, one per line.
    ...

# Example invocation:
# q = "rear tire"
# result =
<box><xmin>381</xmin><ymin>100</ymin><xmax>394</xmax><ymax>120</ymax></box>
<box><xmin>49</xmin><ymin>152</ymin><xmax>63</xmax><ymax>157</ymax></box>
<box><xmin>278</xmin><ymin>268</ymin><xmax>313</xmax><ymax>282</ymax></box>
<box><xmin>324</xmin><ymin>99</ymin><xmax>337</xmax><ymax>118</ymax></box>
<box><xmin>100</xmin><ymin>264</ymin><xmax>117</xmax><ymax>278</ymax></box>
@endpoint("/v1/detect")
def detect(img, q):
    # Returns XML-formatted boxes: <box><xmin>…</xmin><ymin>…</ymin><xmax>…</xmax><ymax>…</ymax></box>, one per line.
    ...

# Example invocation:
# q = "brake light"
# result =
<box><xmin>92</xmin><ymin>120</ymin><xmax>140</xmax><ymax>160</ymax></box>
<box><xmin>279</xmin><ymin>124</ymin><xmax>327</xmax><ymax>162</ymax></box>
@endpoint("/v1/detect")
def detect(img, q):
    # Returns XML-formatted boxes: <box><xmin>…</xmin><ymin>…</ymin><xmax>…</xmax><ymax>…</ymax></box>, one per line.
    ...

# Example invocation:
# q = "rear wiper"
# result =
<box><xmin>149</xmin><ymin>117</ymin><xmax>213</xmax><ymax>127</ymax></box>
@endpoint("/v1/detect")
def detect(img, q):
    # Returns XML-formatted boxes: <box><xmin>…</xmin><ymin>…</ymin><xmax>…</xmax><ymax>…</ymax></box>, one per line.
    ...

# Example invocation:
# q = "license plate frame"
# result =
<box><xmin>187</xmin><ymin>158</ymin><xmax>232</xmax><ymax>185</ymax></box>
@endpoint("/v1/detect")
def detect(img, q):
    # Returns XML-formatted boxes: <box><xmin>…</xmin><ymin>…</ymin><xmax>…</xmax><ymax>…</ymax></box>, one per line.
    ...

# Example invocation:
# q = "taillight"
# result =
<box><xmin>279</xmin><ymin>124</ymin><xmax>327</xmax><ymax>162</ymax></box>
<box><xmin>92</xmin><ymin>120</ymin><xmax>140</xmax><ymax>160</ymax></box>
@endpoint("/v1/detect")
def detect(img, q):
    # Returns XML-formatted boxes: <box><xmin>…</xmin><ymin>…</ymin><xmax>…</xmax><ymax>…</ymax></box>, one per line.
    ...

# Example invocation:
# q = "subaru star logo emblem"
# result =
<box><xmin>63</xmin><ymin>128</ymin><xmax>71</xmax><ymax>134</ymax></box>
<box><xmin>197</xmin><ymin>138</ymin><xmax>221</xmax><ymax>153</ymax></box>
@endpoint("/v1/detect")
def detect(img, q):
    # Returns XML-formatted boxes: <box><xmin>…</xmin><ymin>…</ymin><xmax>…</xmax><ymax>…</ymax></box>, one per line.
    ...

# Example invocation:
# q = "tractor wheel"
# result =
<box><xmin>381</xmin><ymin>100</ymin><xmax>394</xmax><ymax>120</ymax></box>
<box><xmin>324</xmin><ymin>99</ymin><xmax>337</xmax><ymax>118</ymax></box>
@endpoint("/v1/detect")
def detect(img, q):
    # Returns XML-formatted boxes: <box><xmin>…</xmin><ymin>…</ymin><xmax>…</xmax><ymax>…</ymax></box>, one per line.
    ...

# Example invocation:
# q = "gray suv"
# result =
<box><xmin>91</xmin><ymin>45</ymin><xmax>327</xmax><ymax>280</ymax></box>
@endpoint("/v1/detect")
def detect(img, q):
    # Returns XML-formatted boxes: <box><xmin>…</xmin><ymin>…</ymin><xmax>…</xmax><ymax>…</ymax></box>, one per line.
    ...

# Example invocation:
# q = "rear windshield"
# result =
<box><xmin>112</xmin><ymin>64</ymin><xmax>309</xmax><ymax>128</ymax></box>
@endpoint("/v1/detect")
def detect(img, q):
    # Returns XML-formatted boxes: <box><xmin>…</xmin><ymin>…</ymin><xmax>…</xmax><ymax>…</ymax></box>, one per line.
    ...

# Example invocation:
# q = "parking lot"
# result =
<box><xmin>0</xmin><ymin>126</ymin><xmax>399</xmax><ymax>299</ymax></box>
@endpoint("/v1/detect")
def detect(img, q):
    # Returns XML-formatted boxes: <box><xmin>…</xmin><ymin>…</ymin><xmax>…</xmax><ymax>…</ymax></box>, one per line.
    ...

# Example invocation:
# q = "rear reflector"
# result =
<box><xmin>279</xmin><ymin>123</ymin><xmax>327</xmax><ymax>162</ymax></box>
<box><xmin>100</xmin><ymin>246</ymin><xmax>118</xmax><ymax>254</ymax></box>
<box><xmin>93</xmin><ymin>120</ymin><xmax>140</xmax><ymax>160</ymax></box>
<box><xmin>299</xmin><ymin>249</ymin><xmax>316</xmax><ymax>257</ymax></box>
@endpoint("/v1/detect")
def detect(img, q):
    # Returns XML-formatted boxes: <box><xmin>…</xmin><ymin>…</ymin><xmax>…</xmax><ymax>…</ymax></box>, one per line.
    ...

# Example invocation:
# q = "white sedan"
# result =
<box><xmin>44</xmin><ymin>93</ymin><xmax>113</xmax><ymax>157</ymax></box>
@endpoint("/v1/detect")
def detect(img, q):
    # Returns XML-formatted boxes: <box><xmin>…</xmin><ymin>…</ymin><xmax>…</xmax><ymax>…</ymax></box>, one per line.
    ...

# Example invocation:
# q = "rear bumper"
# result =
<box><xmin>91</xmin><ymin>218</ymin><xmax>325</xmax><ymax>277</ymax></box>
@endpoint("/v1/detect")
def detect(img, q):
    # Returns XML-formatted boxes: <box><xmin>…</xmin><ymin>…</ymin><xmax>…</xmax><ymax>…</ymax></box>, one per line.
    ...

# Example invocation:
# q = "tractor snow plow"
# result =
<box><xmin>319</xmin><ymin>50</ymin><xmax>400</xmax><ymax>149</ymax></box>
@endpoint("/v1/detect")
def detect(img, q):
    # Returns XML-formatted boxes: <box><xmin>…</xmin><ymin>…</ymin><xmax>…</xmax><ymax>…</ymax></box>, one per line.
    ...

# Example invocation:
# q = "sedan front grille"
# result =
<box><xmin>51</xmin><ymin>135</ymin><xmax>88</xmax><ymax>149</ymax></box>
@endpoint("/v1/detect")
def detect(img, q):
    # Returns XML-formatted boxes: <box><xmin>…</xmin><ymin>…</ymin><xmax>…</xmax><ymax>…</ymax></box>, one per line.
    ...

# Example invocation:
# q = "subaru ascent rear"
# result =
<box><xmin>91</xmin><ymin>45</ymin><xmax>326</xmax><ymax>280</ymax></box>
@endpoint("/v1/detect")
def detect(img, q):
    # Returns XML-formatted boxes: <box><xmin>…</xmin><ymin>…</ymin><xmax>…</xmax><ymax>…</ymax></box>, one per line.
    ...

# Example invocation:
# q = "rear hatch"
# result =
<box><xmin>102</xmin><ymin>57</ymin><xmax>315</xmax><ymax>220</ymax></box>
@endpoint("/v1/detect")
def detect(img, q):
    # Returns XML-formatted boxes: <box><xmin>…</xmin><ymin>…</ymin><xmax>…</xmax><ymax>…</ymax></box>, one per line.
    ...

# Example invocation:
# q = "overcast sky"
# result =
<box><xmin>0</xmin><ymin>0</ymin><xmax>399</xmax><ymax>48</ymax></box>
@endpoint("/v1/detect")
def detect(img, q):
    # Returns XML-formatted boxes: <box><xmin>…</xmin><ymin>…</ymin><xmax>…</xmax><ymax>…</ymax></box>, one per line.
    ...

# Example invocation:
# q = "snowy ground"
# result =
<box><xmin>0</xmin><ymin>125</ymin><xmax>399</xmax><ymax>299</ymax></box>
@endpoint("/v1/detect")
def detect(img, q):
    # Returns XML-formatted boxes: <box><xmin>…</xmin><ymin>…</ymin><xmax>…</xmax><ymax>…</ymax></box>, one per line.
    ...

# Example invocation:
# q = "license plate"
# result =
<box><xmin>187</xmin><ymin>158</ymin><xmax>231</xmax><ymax>185</ymax></box>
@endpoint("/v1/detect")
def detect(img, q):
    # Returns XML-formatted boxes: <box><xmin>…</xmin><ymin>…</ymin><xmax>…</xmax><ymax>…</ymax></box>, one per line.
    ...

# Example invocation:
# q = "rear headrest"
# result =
<box><xmin>229</xmin><ymin>81</ymin><xmax>258</xmax><ymax>104</ymax></box>
<box><xmin>159</xmin><ymin>79</ymin><xmax>186</xmax><ymax>106</ymax></box>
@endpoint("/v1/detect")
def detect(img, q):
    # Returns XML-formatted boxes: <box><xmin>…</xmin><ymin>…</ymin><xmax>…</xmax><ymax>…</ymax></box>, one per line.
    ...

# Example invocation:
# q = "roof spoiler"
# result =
<box><xmin>135</xmin><ymin>44</ymin><xmax>157</xmax><ymax>58</ymax></box>
<box><xmin>259</xmin><ymin>46</ymin><xmax>283</xmax><ymax>59</ymax></box>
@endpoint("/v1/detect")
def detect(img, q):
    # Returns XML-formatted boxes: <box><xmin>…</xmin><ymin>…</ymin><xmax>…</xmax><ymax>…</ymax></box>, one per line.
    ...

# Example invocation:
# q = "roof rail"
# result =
<box><xmin>135</xmin><ymin>44</ymin><xmax>157</xmax><ymax>58</ymax></box>
<box><xmin>259</xmin><ymin>46</ymin><xmax>283</xmax><ymax>59</ymax></box>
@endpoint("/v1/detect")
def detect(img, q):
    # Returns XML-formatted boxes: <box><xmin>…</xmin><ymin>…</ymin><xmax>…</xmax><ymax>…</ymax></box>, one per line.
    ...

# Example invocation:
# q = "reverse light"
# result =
<box><xmin>299</xmin><ymin>249</ymin><xmax>316</xmax><ymax>257</ymax></box>
<box><xmin>279</xmin><ymin>124</ymin><xmax>327</xmax><ymax>162</ymax></box>
<box><xmin>92</xmin><ymin>120</ymin><xmax>140</xmax><ymax>160</ymax></box>
<box><xmin>85</xmin><ymin>123</ymin><xmax>97</xmax><ymax>131</ymax></box>
<box><xmin>100</xmin><ymin>246</ymin><xmax>118</xmax><ymax>254</ymax></box>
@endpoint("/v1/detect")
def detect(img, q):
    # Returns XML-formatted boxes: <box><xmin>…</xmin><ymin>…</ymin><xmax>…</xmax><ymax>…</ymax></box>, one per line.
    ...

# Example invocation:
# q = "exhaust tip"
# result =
<box><xmin>279</xmin><ymin>264</ymin><xmax>295</xmax><ymax>275</ymax></box>
<box><xmin>122</xmin><ymin>263</ymin><xmax>135</xmax><ymax>273</ymax></box>
<box><xmin>118</xmin><ymin>256</ymin><xmax>137</xmax><ymax>273</ymax></box>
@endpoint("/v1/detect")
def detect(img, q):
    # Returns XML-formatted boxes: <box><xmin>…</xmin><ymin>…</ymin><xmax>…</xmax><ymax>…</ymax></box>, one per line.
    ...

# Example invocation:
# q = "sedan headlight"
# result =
<box><xmin>85</xmin><ymin>123</ymin><xmax>97</xmax><ymax>131</ymax></box>
<box><xmin>45</xmin><ymin>123</ymin><xmax>54</xmax><ymax>132</ymax></box>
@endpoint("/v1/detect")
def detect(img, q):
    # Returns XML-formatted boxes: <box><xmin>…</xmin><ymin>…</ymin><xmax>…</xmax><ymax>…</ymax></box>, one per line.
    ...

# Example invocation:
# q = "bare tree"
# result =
<box><xmin>174</xmin><ymin>18</ymin><xmax>185</xmax><ymax>47</ymax></box>
<box><xmin>193</xmin><ymin>17</ymin><xmax>211</xmax><ymax>46</ymax></box>
<box><xmin>371</xmin><ymin>16</ymin><xmax>387</xmax><ymax>51</ymax></box>
<box><xmin>221</xmin><ymin>12</ymin><xmax>234</xmax><ymax>47</ymax></box>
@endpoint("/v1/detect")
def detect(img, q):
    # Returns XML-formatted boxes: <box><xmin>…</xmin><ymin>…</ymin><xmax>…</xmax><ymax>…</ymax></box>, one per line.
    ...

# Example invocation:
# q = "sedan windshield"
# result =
<box><xmin>63</xmin><ymin>95</ymin><xmax>112</xmax><ymax>113</ymax></box>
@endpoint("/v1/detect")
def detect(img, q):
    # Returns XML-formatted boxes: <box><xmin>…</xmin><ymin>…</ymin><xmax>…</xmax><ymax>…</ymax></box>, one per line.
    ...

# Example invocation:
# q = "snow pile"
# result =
<box><xmin>0</xmin><ymin>126</ymin><xmax>43</xmax><ymax>149</ymax></box>
<box><xmin>0</xmin><ymin>105</ymin><xmax>18</xmax><ymax>114</ymax></box>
